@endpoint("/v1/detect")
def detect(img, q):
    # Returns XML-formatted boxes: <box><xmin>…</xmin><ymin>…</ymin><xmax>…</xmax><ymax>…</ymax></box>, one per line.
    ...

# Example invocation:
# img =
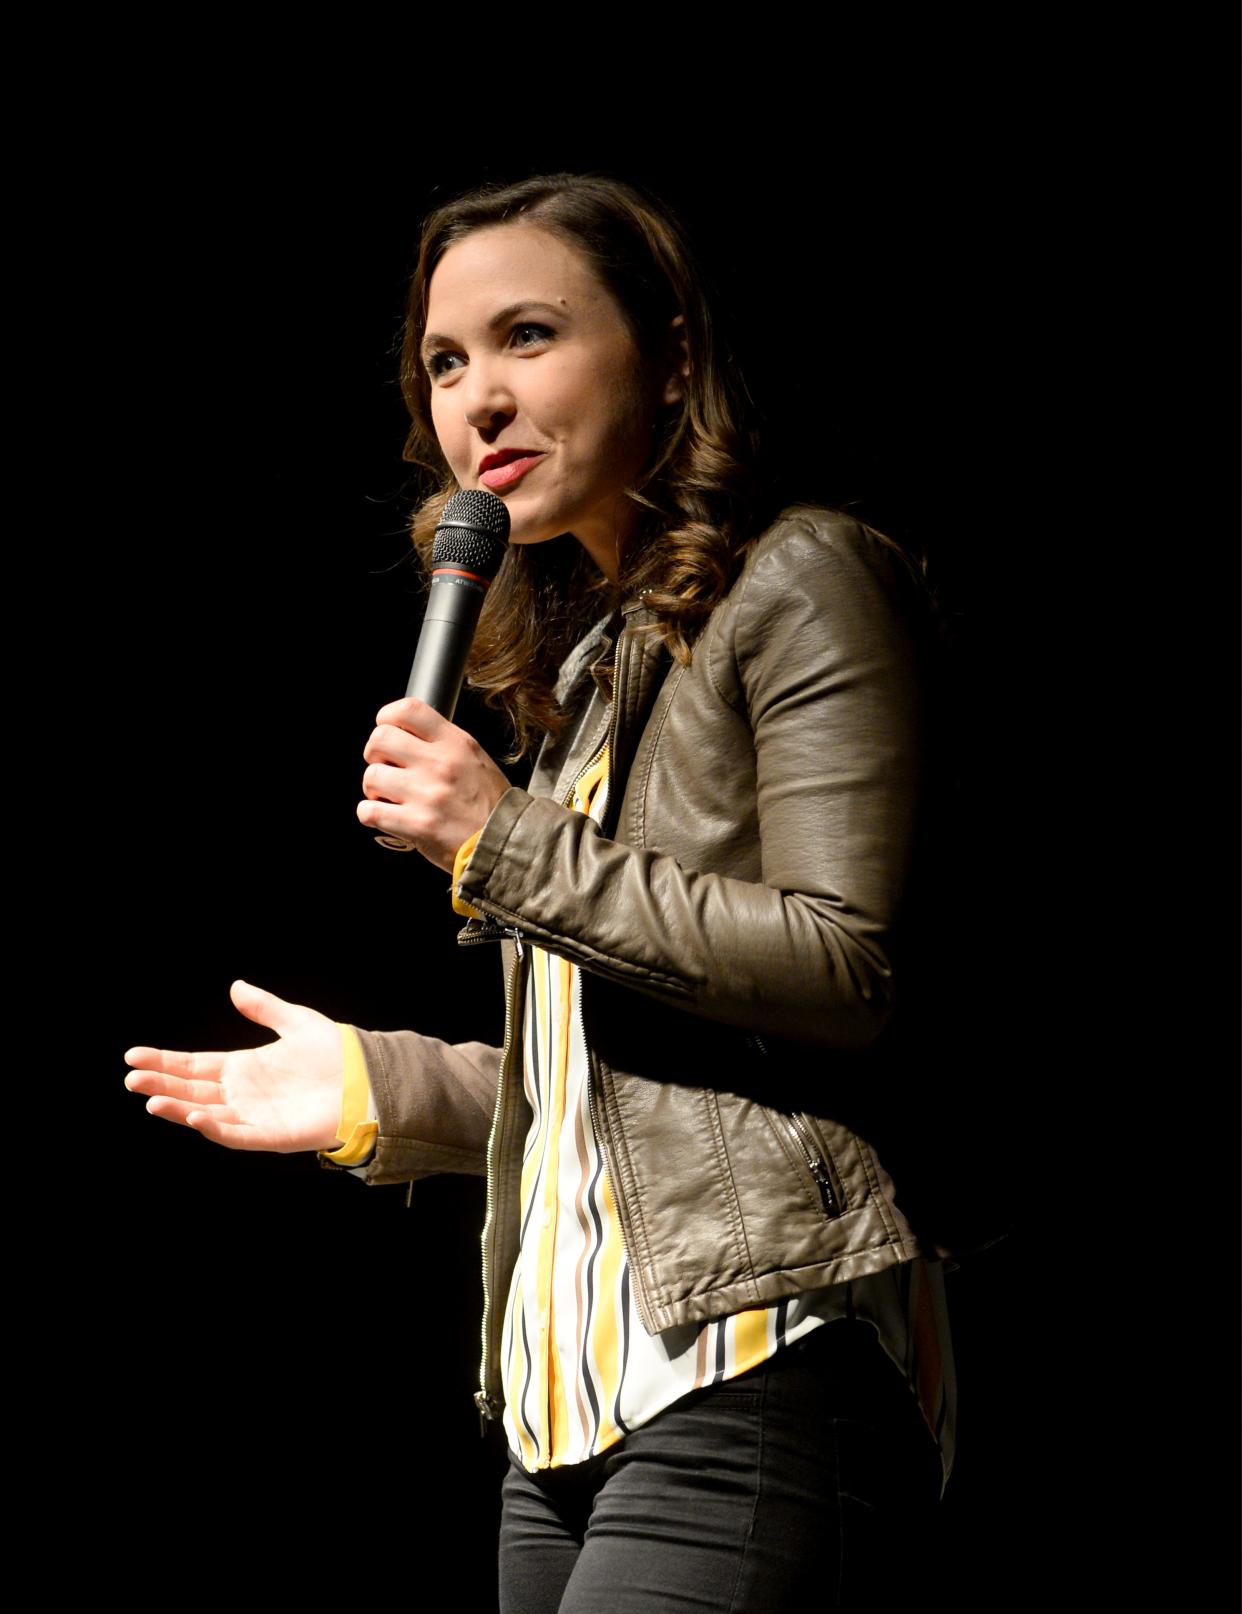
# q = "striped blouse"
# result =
<box><xmin>499</xmin><ymin>740</ymin><xmax>956</xmax><ymax>1487</ymax></box>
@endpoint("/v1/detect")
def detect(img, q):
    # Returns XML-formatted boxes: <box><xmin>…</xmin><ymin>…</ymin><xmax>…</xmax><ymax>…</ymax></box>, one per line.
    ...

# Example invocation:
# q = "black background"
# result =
<box><xmin>31</xmin><ymin>32</ymin><xmax>1234</xmax><ymax>1610</ymax></box>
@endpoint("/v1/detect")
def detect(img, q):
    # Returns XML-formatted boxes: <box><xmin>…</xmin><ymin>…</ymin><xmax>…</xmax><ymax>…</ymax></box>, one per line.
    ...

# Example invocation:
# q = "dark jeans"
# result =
<box><xmin>497</xmin><ymin>1318</ymin><xmax>943</xmax><ymax>1613</ymax></box>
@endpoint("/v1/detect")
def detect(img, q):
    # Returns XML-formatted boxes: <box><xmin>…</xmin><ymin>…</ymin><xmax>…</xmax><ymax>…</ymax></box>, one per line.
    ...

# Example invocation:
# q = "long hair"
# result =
<box><xmin>399</xmin><ymin>172</ymin><xmax>765</xmax><ymax>755</ymax></box>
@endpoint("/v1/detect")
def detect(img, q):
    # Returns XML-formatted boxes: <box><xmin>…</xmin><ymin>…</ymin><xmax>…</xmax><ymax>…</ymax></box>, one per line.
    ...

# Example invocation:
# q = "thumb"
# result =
<box><xmin>229</xmin><ymin>979</ymin><xmax>310</xmax><ymax>1038</ymax></box>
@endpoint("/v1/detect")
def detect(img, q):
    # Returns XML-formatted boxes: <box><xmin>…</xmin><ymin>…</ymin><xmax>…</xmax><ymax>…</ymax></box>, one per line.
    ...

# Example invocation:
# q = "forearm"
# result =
<box><xmin>328</xmin><ymin>1027</ymin><xmax>501</xmax><ymax>1185</ymax></box>
<box><xmin>454</xmin><ymin>514</ymin><xmax>923</xmax><ymax>1052</ymax></box>
<box><xmin>456</xmin><ymin>791</ymin><xmax>904</xmax><ymax>1048</ymax></box>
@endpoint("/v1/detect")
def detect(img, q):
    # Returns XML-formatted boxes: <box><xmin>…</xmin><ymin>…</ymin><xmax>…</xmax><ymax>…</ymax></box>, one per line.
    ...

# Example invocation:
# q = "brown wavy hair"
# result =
<box><xmin>399</xmin><ymin>172</ymin><xmax>765</xmax><ymax>756</ymax></box>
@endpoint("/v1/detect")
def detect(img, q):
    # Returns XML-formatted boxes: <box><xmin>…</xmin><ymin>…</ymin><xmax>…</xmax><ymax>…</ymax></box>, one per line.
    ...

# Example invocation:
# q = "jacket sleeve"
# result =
<box><xmin>323</xmin><ymin>1027</ymin><xmax>501</xmax><ymax>1186</ymax></box>
<box><xmin>454</xmin><ymin>515</ymin><xmax>923</xmax><ymax>1051</ymax></box>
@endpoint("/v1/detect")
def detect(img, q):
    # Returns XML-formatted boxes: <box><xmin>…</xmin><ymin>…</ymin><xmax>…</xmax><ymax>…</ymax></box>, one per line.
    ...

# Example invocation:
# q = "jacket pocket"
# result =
<box><xmin>762</xmin><ymin>1106</ymin><xmax>848</xmax><ymax>1222</ymax></box>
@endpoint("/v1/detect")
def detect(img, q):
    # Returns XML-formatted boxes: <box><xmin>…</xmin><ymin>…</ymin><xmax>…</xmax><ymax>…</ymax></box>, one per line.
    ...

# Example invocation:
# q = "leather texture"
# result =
<box><xmin>346</xmin><ymin>506</ymin><xmax>945</xmax><ymax>1403</ymax></box>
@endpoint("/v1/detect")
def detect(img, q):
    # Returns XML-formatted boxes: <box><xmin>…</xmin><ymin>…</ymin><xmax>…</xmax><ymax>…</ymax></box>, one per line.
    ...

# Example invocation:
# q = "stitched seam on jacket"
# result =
<box><xmin>631</xmin><ymin>661</ymin><xmax>684</xmax><ymax>848</ymax></box>
<box><xmin>667</xmin><ymin>1239</ymin><xmax>910</xmax><ymax>1306</ymax></box>
<box><xmin>705</xmin><ymin>1091</ymin><xmax>761</xmax><ymax>1307</ymax></box>
<box><xmin>850</xmin><ymin>1136</ymin><xmax>900</xmax><ymax>1241</ymax></box>
<box><xmin>370</xmin><ymin>1032</ymin><xmax>395</xmax><ymax>1140</ymax></box>
<box><xmin>597</xmin><ymin>1062</ymin><xmax>663</xmax><ymax>1315</ymax></box>
<box><xmin>379</xmin><ymin>1138</ymin><xmax>485</xmax><ymax>1162</ymax></box>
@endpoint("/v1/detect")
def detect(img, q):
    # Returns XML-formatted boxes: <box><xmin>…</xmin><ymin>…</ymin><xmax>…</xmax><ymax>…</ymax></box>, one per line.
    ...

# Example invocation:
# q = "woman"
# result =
<box><xmin>125</xmin><ymin>173</ymin><xmax>954</xmax><ymax>1611</ymax></box>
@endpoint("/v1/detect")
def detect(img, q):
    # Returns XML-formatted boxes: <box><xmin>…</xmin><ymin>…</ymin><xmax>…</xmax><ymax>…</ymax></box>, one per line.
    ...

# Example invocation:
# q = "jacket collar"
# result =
<box><xmin>552</xmin><ymin>594</ymin><xmax>658</xmax><ymax>709</ymax></box>
<box><xmin>553</xmin><ymin>612</ymin><xmax>616</xmax><ymax>709</ymax></box>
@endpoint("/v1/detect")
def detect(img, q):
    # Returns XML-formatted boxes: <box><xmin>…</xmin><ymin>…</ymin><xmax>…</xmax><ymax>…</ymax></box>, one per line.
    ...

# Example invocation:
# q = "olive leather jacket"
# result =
<box><xmin>347</xmin><ymin>506</ymin><xmax>948</xmax><ymax>1424</ymax></box>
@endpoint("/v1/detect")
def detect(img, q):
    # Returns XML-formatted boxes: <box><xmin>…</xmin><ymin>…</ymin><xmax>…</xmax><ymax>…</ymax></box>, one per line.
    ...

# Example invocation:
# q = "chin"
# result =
<box><xmin>501</xmin><ymin>507</ymin><xmax>573</xmax><ymax>549</ymax></box>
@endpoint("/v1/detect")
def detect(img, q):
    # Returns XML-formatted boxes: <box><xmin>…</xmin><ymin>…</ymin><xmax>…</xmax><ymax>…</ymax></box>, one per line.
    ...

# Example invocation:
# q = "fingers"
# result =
<box><xmin>124</xmin><ymin>1046</ymin><xmax>226</xmax><ymax>1082</ymax></box>
<box><xmin>143</xmin><ymin>1093</ymin><xmax>240</xmax><ymax>1128</ymax></box>
<box><xmin>363</xmin><ymin>715</ymin><xmax>458</xmax><ymax>775</ymax></box>
<box><xmin>227</xmin><ymin>979</ymin><xmax>309</xmax><ymax>1037</ymax></box>
<box><xmin>356</xmin><ymin>795</ymin><xmax>422</xmax><ymax>845</ymax></box>
<box><xmin>140</xmin><ymin>1094</ymin><xmax>270</xmax><ymax>1151</ymax></box>
<box><xmin>363</xmin><ymin>723</ymin><xmax>420</xmax><ymax>769</ymax></box>
<box><xmin>360</xmin><ymin>760</ymin><xmax>432</xmax><ymax>806</ymax></box>
<box><xmin>374</xmin><ymin>696</ymin><xmax>450</xmax><ymax>739</ymax></box>
<box><xmin>123</xmin><ymin>1068</ymin><xmax>228</xmax><ymax>1107</ymax></box>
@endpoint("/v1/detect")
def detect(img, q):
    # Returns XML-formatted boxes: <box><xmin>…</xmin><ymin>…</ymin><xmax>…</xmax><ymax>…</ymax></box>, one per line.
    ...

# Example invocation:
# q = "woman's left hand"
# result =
<box><xmin>357</xmin><ymin>697</ymin><xmax>511</xmax><ymax>871</ymax></box>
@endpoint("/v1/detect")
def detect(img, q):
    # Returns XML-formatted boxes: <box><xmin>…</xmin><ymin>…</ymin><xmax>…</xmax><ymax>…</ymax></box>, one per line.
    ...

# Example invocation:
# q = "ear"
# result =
<box><xmin>661</xmin><ymin>313</ymin><xmax>690</xmax><ymax>407</ymax></box>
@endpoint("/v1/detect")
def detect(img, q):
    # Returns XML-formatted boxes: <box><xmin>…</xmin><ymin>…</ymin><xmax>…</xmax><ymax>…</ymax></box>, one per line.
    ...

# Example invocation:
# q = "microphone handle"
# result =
<box><xmin>404</xmin><ymin>574</ymin><xmax>488</xmax><ymax>718</ymax></box>
<box><xmin>375</xmin><ymin>570</ymin><xmax>489</xmax><ymax>852</ymax></box>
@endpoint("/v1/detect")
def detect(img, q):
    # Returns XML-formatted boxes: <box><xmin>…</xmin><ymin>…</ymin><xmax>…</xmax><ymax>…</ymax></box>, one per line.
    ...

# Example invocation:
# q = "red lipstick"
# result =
<box><xmin>479</xmin><ymin>449</ymin><xmax>545</xmax><ymax>491</ymax></box>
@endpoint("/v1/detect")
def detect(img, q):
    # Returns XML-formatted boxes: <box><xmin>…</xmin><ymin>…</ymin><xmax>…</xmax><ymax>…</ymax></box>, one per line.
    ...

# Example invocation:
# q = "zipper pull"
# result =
<box><xmin>809</xmin><ymin>1158</ymin><xmax>836</xmax><ymax>1216</ymax></box>
<box><xmin>474</xmin><ymin>1390</ymin><xmax>501</xmax><ymax>1436</ymax></box>
<box><xmin>507</xmin><ymin>925</ymin><xmax>525</xmax><ymax>961</ymax></box>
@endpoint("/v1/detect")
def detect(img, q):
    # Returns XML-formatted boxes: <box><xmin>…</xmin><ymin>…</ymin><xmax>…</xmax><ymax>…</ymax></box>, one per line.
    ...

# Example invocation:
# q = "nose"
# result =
<box><xmin>461</xmin><ymin>358</ymin><xmax>517</xmax><ymax>433</ymax></box>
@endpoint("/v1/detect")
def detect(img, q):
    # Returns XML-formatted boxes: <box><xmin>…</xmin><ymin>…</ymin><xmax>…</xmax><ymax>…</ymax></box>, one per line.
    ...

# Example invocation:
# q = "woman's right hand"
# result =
<box><xmin>123</xmin><ymin>979</ymin><xmax>345</xmax><ymax>1154</ymax></box>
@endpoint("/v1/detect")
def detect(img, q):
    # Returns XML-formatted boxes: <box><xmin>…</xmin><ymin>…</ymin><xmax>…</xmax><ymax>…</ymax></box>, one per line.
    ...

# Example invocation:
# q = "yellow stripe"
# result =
<box><xmin>730</xmin><ymin>1308</ymin><xmax>771</xmax><ymax>1379</ymax></box>
<box><xmin>511</xmin><ymin>742</ymin><xmax>617</xmax><ymax>1466</ymax></box>
<box><xmin>572</xmin><ymin>747</ymin><xmax>610</xmax><ymax>813</ymax></box>
<box><xmin>546</xmin><ymin>954</ymin><xmax>575</xmax><ymax>1460</ymax></box>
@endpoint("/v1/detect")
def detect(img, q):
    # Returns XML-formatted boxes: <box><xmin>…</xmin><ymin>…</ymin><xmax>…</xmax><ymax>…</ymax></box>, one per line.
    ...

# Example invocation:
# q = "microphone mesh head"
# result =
<box><xmin>432</xmin><ymin>489</ymin><xmax>511</xmax><ymax>579</ymax></box>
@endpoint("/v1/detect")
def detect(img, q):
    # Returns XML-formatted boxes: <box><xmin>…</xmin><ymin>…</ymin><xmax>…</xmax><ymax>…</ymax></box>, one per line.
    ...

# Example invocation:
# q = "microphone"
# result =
<box><xmin>406</xmin><ymin>488</ymin><xmax>511</xmax><ymax>717</ymax></box>
<box><xmin>375</xmin><ymin>488</ymin><xmax>510</xmax><ymax>852</ymax></box>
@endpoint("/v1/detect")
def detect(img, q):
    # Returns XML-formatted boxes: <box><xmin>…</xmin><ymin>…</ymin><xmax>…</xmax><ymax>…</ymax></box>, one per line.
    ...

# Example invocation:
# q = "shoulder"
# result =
<box><xmin>741</xmin><ymin>504</ymin><xmax>921</xmax><ymax>603</ymax></box>
<box><xmin>698</xmin><ymin>506</ymin><xmax>923</xmax><ymax>709</ymax></box>
<box><xmin>713</xmin><ymin>504</ymin><xmax>925</xmax><ymax>654</ymax></box>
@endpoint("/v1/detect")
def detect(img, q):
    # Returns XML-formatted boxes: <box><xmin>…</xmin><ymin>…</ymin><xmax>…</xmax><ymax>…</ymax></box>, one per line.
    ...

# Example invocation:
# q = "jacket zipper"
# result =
<box><xmin>752</xmin><ymin>1034</ymin><xmax>840</xmax><ymax>1218</ymax></box>
<box><xmin>472</xmin><ymin>615</ymin><xmax>637</xmax><ymax>1423</ymax></box>
<box><xmin>783</xmin><ymin>1110</ymin><xmax>839</xmax><ymax>1217</ymax></box>
<box><xmin>473</xmin><ymin>924</ymin><xmax>525</xmax><ymax>1432</ymax></box>
<box><xmin>472</xmin><ymin>722</ymin><xmax>611</xmax><ymax>1428</ymax></box>
<box><xmin>456</xmin><ymin>916</ymin><xmax>509</xmax><ymax>945</ymax></box>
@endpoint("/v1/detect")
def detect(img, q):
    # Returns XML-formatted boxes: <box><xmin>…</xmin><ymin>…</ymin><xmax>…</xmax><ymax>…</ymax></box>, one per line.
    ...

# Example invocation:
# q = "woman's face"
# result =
<box><xmin>421</xmin><ymin>222</ymin><xmax>684</xmax><ymax>580</ymax></box>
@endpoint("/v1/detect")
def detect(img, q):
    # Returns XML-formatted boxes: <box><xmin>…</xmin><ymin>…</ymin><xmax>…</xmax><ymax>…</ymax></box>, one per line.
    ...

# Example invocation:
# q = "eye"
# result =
<box><xmin>425</xmin><ymin>349</ymin><xmax>464</xmax><ymax>380</ymax></box>
<box><xmin>510</xmin><ymin>322</ymin><xmax>554</xmax><ymax>351</ymax></box>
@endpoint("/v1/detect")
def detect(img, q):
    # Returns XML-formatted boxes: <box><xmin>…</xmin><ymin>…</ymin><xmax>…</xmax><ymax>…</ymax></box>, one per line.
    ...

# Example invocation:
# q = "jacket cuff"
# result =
<box><xmin>326</xmin><ymin>1025</ymin><xmax>498</xmax><ymax>1186</ymax></box>
<box><xmin>454</xmin><ymin>786</ymin><xmax>544</xmax><ymax>919</ymax></box>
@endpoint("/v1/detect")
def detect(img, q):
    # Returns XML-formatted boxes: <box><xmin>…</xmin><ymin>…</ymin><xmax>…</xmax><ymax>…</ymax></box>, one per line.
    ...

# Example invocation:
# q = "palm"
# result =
<box><xmin>208</xmin><ymin>1028</ymin><xmax>341</xmax><ymax>1149</ymax></box>
<box><xmin>124</xmin><ymin>981</ymin><xmax>345</xmax><ymax>1154</ymax></box>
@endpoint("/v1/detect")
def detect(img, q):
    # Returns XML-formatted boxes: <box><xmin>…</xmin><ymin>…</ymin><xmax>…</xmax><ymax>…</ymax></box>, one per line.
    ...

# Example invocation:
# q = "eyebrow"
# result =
<box><xmin>420</xmin><ymin>301</ymin><xmax>567</xmax><ymax>364</ymax></box>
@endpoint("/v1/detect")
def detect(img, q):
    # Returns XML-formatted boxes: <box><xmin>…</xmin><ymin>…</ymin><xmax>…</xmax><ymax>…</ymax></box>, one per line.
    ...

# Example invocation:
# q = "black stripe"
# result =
<box><xmin>517</xmin><ymin>965</ymin><xmax>552</xmax><ymax>1250</ymax></box>
<box><xmin>711</xmin><ymin>1320</ymin><xmax>727</xmax><ymax>1385</ymax></box>
<box><xmin>519</xmin><ymin>961</ymin><xmax>545</xmax><ymax>1166</ymax></box>
<box><xmin>579</xmin><ymin>1148</ymin><xmax>607</xmax><ymax>1443</ymax></box>
<box><xmin>518</xmin><ymin>1168</ymin><xmax>540</xmax><ymax>1251</ymax></box>
<box><xmin>612</xmin><ymin>1266</ymin><xmax>632</xmax><ymax>1437</ymax></box>
<box><xmin>518</xmin><ymin>1305</ymin><xmax>540</xmax><ymax>1464</ymax></box>
<box><xmin>775</xmin><ymin>1297</ymin><xmax>789</xmax><ymax>1350</ymax></box>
